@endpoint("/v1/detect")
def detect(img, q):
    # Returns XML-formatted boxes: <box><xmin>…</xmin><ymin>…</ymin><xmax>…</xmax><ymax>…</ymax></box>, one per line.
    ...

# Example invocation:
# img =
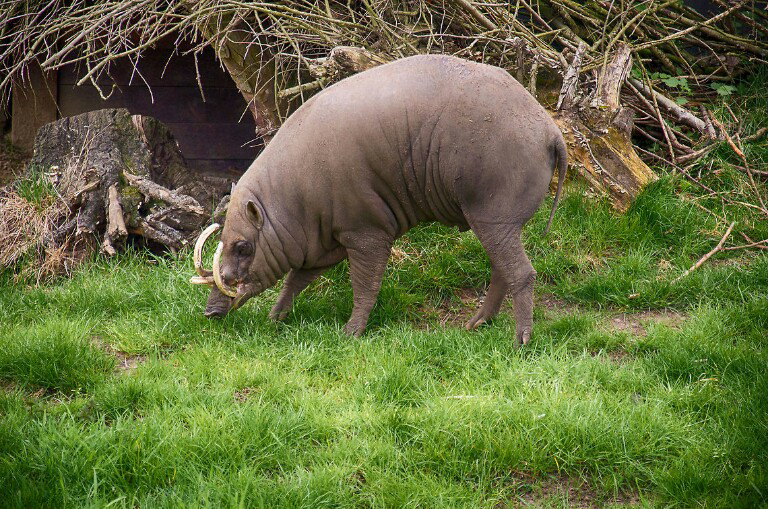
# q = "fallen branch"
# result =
<box><xmin>677</xmin><ymin>127</ymin><xmax>767</xmax><ymax>165</ymax></box>
<box><xmin>129</xmin><ymin>219</ymin><xmax>184</xmax><ymax>251</ymax></box>
<box><xmin>710</xmin><ymin>117</ymin><xmax>768</xmax><ymax>216</ymax></box>
<box><xmin>627</xmin><ymin>77</ymin><xmax>707</xmax><ymax>134</ymax></box>
<box><xmin>723</xmin><ymin>238</ymin><xmax>768</xmax><ymax>251</ymax></box>
<box><xmin>277</xmin><ymin>79</ymin><xmax>326</xmax><ymax>99</ymax></box>
<box><xmin>123</xmin><ymin>171</ymin><xmax>205</xmax><ymax>216</ymax></box>
<box><xmin>672</xmin><ymin>221</ymin><xmax>735</xmax><ymax>283</ymax></box>
<box><xmin>557</xmin><ymin>42</ymin><xmax>587</xmax><ymax>111</ymax></box>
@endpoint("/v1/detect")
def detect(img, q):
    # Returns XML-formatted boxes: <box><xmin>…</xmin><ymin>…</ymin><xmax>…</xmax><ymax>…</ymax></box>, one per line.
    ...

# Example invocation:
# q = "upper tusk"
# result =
<box><xmin>193</xmin><ymin>223</ymin><xmax>220</xmax><ymax>277</ymax></box>
<box><xmin>213</xmin><ymin>242</ymin><xmax>239</xmax><ymax>298</ymax></box>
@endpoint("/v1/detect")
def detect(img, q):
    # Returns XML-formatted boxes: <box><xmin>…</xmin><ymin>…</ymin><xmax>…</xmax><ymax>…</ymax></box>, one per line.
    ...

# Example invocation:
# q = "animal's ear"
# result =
<box><xmin>246</xmin><ymin>200</ymin><xmax>264</xmax><ymax>230</ymax></box>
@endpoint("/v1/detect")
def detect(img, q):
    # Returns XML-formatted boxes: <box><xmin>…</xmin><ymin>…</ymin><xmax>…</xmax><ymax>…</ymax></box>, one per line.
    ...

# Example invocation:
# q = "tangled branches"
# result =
<box><xmin>2</xmin><ymin>1</ymin><xmax>766</xmax><ymax>160</ymax></box>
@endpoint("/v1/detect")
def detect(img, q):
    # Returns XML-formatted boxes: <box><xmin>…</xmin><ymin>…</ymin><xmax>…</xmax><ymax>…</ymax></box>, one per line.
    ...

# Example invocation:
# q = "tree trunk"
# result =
<box><xmin>191</xmin><ymin>9</ymin><xmax>286</xmax><ymax>143</ymax></box>
<box><xmin>553</xmin><ymin>43</ymin><xmax>656</xmax><ymax>210</ymax></box>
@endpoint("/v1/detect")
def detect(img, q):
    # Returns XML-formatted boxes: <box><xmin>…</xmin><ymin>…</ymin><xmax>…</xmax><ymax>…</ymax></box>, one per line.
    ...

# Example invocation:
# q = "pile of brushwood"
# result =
<box><xmin>0</xmin><ymin>1</ymin><xmax>766</xmax><ymax>277</ymax></box>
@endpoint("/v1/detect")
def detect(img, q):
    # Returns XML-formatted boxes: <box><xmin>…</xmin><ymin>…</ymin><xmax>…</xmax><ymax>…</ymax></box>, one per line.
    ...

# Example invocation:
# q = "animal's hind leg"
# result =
<box><xmin>470</xmin><ymin>222</ymin><xmax>536</xmax><ymax>345</ymax></box>
<box><xmin>465</xmin><ymin>262</ymin><xmax>508</xmax><ymax>330</ymax></box>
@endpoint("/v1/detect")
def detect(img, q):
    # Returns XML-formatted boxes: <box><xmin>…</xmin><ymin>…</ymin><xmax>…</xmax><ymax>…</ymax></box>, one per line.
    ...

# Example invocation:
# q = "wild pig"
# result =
<box><xmin>192</xmin><ymin>54</ymin><xmax>566</xmax><ymax>344</ymax></box>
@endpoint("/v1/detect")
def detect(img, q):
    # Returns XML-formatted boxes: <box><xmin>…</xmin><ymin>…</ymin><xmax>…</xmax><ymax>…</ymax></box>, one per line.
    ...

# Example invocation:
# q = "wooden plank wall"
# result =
<box><xmin>11</xmin><ymin>63</ymin><xmax>58</xmax><ymax>152</ymax></box>
<box><xmin>58</xmin><ymin>44</ymin><xmax>259</xmax><ymax>178</ymax></box>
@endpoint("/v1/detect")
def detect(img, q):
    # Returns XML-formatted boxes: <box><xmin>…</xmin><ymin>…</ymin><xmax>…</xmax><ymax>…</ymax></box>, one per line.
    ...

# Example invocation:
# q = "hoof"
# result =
<box><xmin>465</xmin><ymin>313</ymin><xmax>487</xmax><ymax>330</ymax></box>
<box><xmin>343</xmin><ymin>321</ymin><xmax>366</xmax><ymax>337</ymax></box>
<box><xmin>516</xmin><ymin>326</ymin><xmax>532</xmax><ymax>346</ymax></box>
<box><xmin>268</xmin><ymin>307</ymin><xmax>290</xmax><ymax>322</ymax></box>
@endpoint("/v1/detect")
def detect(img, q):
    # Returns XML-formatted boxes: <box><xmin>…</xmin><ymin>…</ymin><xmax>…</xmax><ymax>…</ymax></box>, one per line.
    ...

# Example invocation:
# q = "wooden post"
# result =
<box><xmin>11</xmin><ymin>62</ymin><xmax>58</xmax><ymax>152</ymax></box>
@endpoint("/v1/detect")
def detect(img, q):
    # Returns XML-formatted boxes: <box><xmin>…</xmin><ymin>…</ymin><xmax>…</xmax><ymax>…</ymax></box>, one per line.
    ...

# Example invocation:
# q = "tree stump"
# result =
<box><xmin>552</xmin><ymin>43</ymin><xmax>656</xmax><ymax>210</ymax></box>
<box><xmin>1</xmin><ymin>108</ymin><xmax>231</xmax><ymax>278</ymax></box>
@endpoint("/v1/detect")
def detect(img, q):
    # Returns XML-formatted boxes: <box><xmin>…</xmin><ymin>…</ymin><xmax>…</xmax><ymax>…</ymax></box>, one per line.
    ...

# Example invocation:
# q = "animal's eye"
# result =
<box><xmin>235</xmin><ymin>241</ymin><xmax>253</xmax><ymax>257</ymax></box>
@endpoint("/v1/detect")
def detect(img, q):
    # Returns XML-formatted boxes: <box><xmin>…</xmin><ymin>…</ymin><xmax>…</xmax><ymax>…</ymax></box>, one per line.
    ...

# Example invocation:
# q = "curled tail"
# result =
<box><xmin>544</xmin><ymin>135</ymin><xmax>567</xmax><ymax>236</ymax></box>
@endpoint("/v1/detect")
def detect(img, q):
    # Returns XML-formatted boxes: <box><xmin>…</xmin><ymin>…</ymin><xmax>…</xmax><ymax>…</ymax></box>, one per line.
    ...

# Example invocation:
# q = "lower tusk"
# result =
<box><xmin>193</xmin><ymin>223</ymin><xmax>220</xmax><ymax>277</ymax></box>
<box><xmin>212</xmin><ymin>242</ymin><xmax>239</xmax><ymax>298</ymax></box>
<box><xmin>189</xmin><ymin>275</ymin><xmax>214</xmax><ymax>285</ymax></box>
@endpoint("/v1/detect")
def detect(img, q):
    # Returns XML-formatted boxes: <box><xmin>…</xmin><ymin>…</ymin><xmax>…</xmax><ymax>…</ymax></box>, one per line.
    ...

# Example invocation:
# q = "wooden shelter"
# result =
<box><xmin>10</xmin><ymin>40</ymin><xmax>257</xmax><ymax>179</ymax></box>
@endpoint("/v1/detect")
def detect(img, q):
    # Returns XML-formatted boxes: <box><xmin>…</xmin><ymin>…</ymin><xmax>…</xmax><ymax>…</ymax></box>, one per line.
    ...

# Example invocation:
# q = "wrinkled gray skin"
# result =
<box><xmin>205</xmin><ymin>54</ymin><xmax>566</xmax><ymax>344</ymax></box>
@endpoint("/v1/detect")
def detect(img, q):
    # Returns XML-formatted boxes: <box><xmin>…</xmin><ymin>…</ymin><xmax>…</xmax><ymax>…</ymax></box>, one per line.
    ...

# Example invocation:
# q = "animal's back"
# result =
<box><xmin>254</xmin><ymin>54</ymin><xmax>561</xmax><ymax>236</ymax></box>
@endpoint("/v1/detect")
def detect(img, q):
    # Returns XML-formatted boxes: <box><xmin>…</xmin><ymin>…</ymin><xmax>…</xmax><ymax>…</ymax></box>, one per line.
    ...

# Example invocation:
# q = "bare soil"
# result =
<box><xmin>499</xmin><ymin>470</ymin><xmax>640</xmax><ymax>508</ymax></box>
<box><xmin>90</xmin><ymin>336</ymin><xmax>146</xmax><ymax>374</ymax></box>
<box><xmin>420</xmin><ymin>289</ymin><xmax>687</xmax><ymax>359</ymax></box>
<box><xmin>419</xmin><ymin>287</ymin><xmax>484</xmax><ymax>329</ymax></box>
<box><xmin>607</xmin><ymin>309</ymin><xmax>686</xmax><ymax>337</ymax></box>
<box><xmin>536</xmin><ymin>293</ymin><xmax>586</xmax><ymax>315</ymax></box>
<box><xmin>234</xmin><ymin>387</ymin><xmax>262</xmax><ymax>403</ymax></box>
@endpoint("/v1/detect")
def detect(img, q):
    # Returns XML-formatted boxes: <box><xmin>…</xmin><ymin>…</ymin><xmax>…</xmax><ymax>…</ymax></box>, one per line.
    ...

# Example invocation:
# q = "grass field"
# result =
<box><xmin>2</xmin><ymin>175</ymin><xmax>767</xmax><ymax>508</ymax></box>
<box><xmin>2</xmin><ymin>77</ymin><xmax>768</xmax><ymax>508</ymax></box>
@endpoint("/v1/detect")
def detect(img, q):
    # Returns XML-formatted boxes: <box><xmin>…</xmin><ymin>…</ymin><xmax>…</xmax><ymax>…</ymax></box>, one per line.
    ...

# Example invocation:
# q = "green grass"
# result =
<box><xmin>1</xmin><ymin>73</ymin><xmax>767</xmax><ymax>508</ymax></box>
<box><xmin>1</xmin><ymin>174</ymin><xmax>766</xmax><ymax>508</ymax></box>
<box><xmin>11</xmin><ymin>164</ymin><xmax>57</xmax><ymax>210</ymax></box>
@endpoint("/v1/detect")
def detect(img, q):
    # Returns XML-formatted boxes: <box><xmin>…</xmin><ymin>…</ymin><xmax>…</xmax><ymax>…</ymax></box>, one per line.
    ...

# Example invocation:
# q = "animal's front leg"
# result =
<box><xmin>270</xmin><ymin>267</ymin><xmax>331</xmax><ymax>321</ymax></box>
<box><xmin>341</xmin><ymin>232</ymin><xmax>393</xmax><ymax>337</ymax></box>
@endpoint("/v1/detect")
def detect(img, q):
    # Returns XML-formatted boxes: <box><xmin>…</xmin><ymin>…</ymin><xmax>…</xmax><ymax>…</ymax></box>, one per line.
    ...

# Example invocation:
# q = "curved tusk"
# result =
<box><xmin>212</xmin><ymin>242</ymin><xmax>238</xmax><ymax>298</ymax></box>
<box><xmin>193</xmin><ymin>223</ymin><xmax>220</xmax><ymax>277</ymax></box>
<box><xmin>189</xmin><ymin>275</ymin><xmax>214</xmax><ymax>285</ymax></box>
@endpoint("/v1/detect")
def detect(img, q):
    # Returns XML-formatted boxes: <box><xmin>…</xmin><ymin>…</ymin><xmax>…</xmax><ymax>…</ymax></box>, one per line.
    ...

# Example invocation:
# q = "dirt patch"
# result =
<box><xmin>536</xmin><ymin>293</ymin><xmax>585</xmax><ymax>316</ymax></box>
<box><xmin>90</xmin><ymin>336</ymin><xmax>146</xmax><ymax>374</ymax></box>
<box><xmin>608</xmin><ymin>310</ymin><xmax>686</xmax><ymax>337</ymax></box>
<box><xmin>592</xmin><ymin>348</ymin><xmax>631</xmax><ymax>363</ymax></box>
<box><xmin>420</xmin><ymin>290</ymin><xmax>591</xmax><ymax>330</ymax></box>
<box><xmin>419</xmin><ymin>287</ymin><xmax>484</xmax><ymax>329</ymax></box>
<box><xmin>499</xmin><ymin>470</ymin><xmax>640</xmax><ymax>508</ymax></box>
<box><xmin>0</xmin><ymin>379</ymin><xmax>19</xmax><ymax>395</ymax></box>
<box><xmin>234</xmin><ymin>387</ymin><xmax>261</xmax><ymax>403</ymax></box>
<box><xmin>0</xmin><ymin>379</ymin><xmax>75</xmax><ymax>403</ymax></box>
<box><xmin>112</xmin><ymin>351</ymin><xmax>147</xmax><ymax>373</ymax></box>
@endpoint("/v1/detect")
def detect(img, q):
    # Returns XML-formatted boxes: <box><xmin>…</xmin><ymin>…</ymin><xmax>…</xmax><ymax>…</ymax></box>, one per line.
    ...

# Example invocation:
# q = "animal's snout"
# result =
<box><xmin>219</xmin><ymin>266</ymin><xmax>238</xmax><ymax>287</ymax></box>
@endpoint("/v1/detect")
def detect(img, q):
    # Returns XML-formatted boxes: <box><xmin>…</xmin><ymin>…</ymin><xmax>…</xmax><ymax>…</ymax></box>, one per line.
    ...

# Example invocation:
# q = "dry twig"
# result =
<box><xmin>672</xmin><ymin>221</ymin><xmax>735</xmax><ymax>283</ymax></box>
